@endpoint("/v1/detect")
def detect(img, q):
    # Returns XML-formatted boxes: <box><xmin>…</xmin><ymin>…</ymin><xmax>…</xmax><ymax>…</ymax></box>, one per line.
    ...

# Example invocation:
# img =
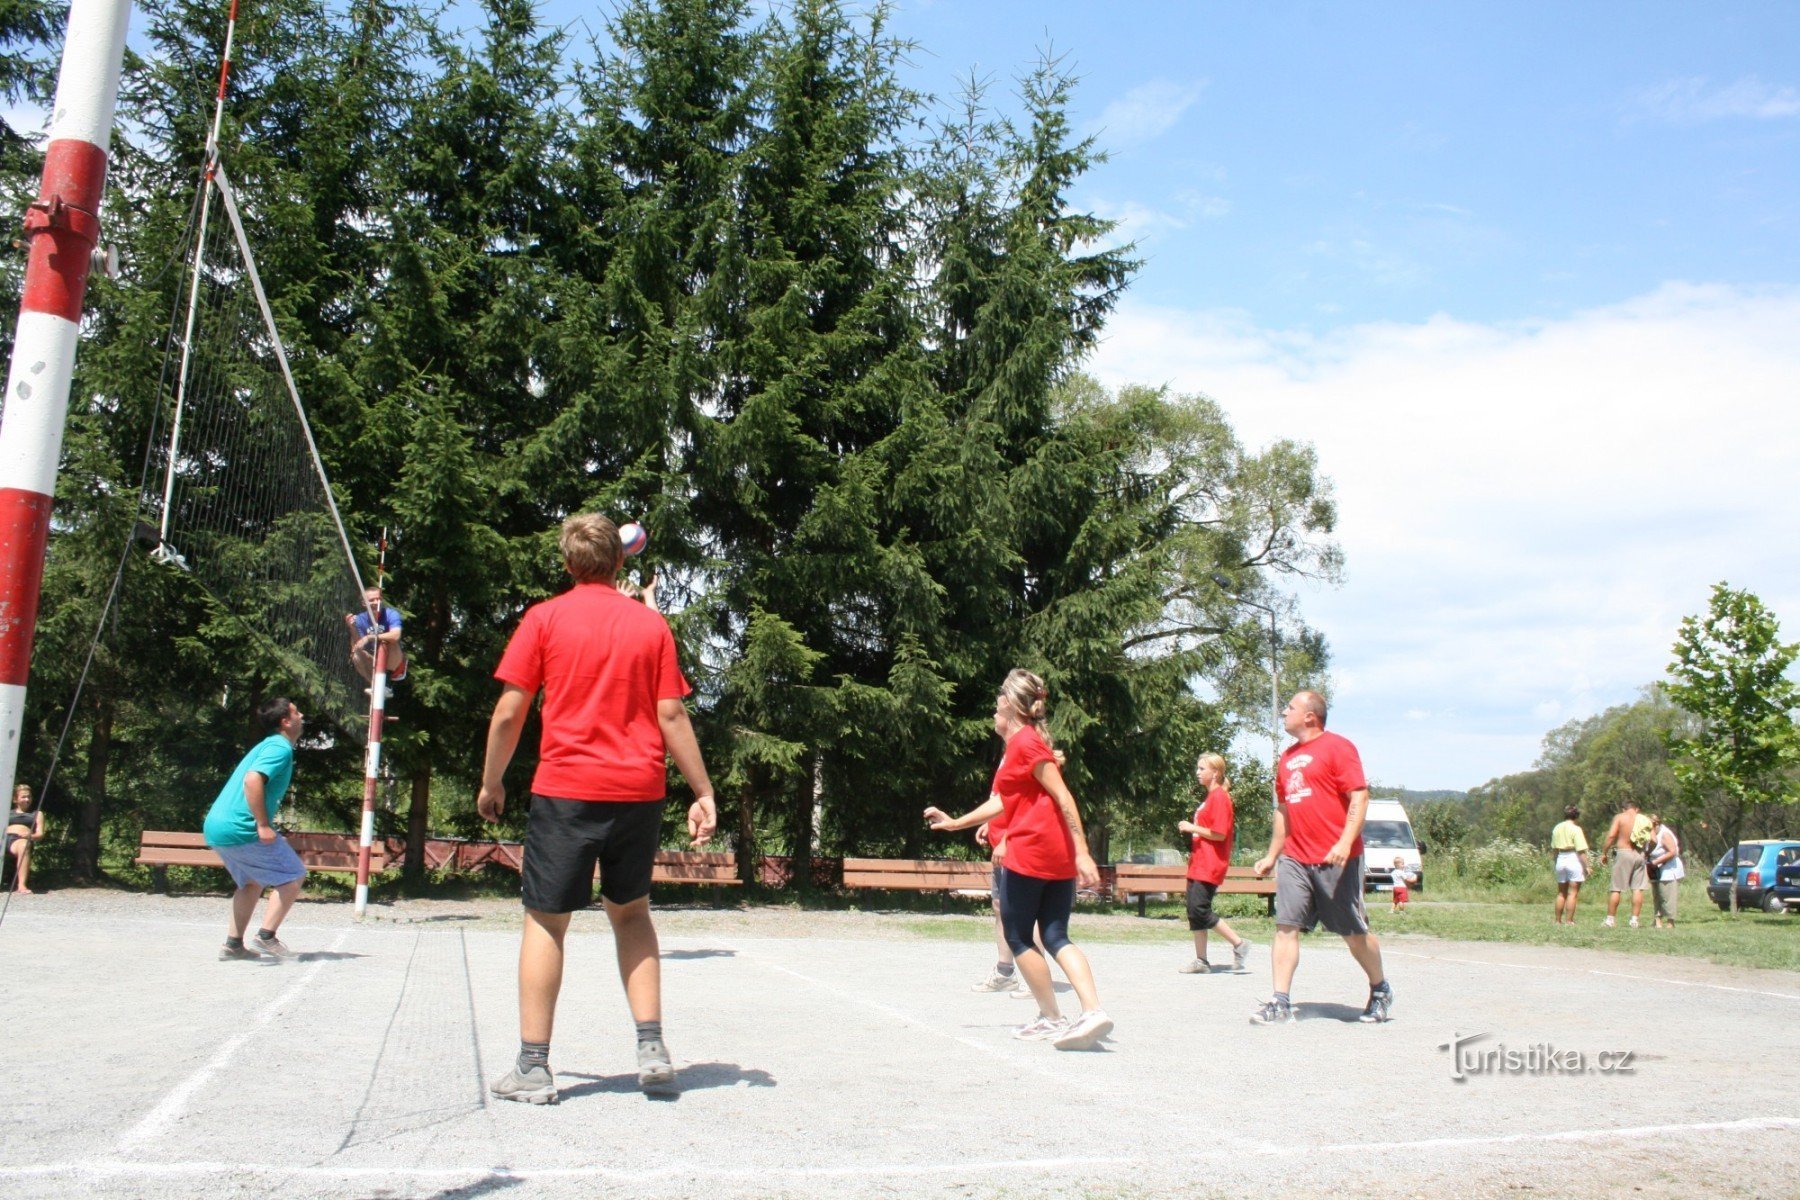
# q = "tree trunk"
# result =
<box><xmin>405</xmin><ymin>765</ymin><xmax>432</xmax><ymax>890</ymax></box>
<box><xmin>75</xmin><ymin>700</ymin><xmax>112</xmax><ymax>881</ymax></box>
<box><xmin>791</xmin><ymin>756</ymin><xmax>817</xmax><ymax>892</ymax></box>
<box><xmin>737</xmin><ymin>784</ymin><xmax>757</xmax><ymax>885</ymax></box>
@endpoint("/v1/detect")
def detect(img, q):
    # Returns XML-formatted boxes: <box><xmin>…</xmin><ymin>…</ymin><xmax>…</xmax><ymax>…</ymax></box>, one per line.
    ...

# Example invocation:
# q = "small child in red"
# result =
<box><xmin>1390</xmin><ymin>856</ymin><xmax>1415</xmax><ymax>913</ymax></box>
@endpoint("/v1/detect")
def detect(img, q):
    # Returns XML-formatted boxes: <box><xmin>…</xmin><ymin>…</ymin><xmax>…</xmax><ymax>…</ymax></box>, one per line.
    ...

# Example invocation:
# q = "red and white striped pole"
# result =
<box><xmin>0</xmin><ymin>0</ymin><xmax>134</xmax><ymax>804</ymax></box>
<box><xmin>354</xmin><ymin>531</ymin><xmax>389</xmax><ymax>917</ymax></box>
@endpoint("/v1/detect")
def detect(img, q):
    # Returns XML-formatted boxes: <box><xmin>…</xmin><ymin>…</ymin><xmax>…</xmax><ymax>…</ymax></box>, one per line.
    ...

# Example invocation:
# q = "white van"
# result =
<box><xmin>1362</xmin><ymin>798</ymin><xmax>1425</xmax><ymax>891</ymax></box>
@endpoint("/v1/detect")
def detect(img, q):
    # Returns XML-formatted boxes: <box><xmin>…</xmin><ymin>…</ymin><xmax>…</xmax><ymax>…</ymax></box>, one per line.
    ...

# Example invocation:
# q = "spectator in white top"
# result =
<box><xmin>1644</xmin><ymin>816</ymin><xmax>1684</xmax><ymax>929</ymax></box>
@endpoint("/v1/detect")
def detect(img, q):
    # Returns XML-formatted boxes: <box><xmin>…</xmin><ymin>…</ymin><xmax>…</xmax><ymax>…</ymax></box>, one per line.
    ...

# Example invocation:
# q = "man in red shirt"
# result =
<box><xmin>1250</xmin><ymin>691</ymin><xmax>1393</xmax><ymax>1025</ymax></box>
<box><xmin>478</xmin><ymin>514</ymin><xmax>717</xmax><ymax>1103</ymax></box>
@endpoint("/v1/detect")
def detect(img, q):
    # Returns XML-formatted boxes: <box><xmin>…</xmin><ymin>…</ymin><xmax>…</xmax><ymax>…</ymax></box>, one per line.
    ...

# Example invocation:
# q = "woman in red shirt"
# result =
<box><xmin>925</xmin><ymin>669</ymin><xmax>1112</xmax><ymax>1051</ymax></box>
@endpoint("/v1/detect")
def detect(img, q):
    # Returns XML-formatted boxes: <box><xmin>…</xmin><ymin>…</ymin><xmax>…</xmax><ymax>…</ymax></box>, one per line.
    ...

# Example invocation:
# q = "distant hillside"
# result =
<box><xmin>1368</xmin><ymin>787</ymin><xmax>1471</xmax><ymax>805</ymax></box>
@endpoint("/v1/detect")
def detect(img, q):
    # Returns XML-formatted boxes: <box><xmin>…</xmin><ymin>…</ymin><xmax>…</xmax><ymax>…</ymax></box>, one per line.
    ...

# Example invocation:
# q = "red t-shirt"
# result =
<box><xmin>494</xmin><ymin>581</ymin><xmax>691</xmax><ymax>801</ymax></box>
<box><xmin>1275</xmin><ymin>730</ymin><xmax>1368</xmax><ymax>864</ymax></box>
<box><xmin>1186</xmin><ymin>786</ymin><xmax>1234</xmax><ymax>885</ymax></box>
<box><xmin>991</xmin><ymin>725</ymin><xmax>1075</xmax><ymax>880</ymax></box>
<box><xmin>986</xmin><ymin>796</ymin><xmax>1011</xmax><ymax>863</ymax></box>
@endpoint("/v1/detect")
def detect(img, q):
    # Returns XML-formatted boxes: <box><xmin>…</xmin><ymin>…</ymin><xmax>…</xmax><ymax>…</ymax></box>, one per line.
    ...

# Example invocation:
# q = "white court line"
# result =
<box><xmin>731</xmin><ymin>945</ymin><xmax>1063</xmax><ymax>1075</ymax></box>
<box><xmin>116</xmin><ymin>929</ymin><xmax>351</xmax><ymax>1152</ymax></box>
<box><xmin>1385</xmin><ymin>947</ymin><xmax>1800</xmax><ymax>1001</ymax></box>
<box><xmin>14</xmin><ymin>1116</ymin><xmax>1799</xmax><ymax>1185</ymax></box>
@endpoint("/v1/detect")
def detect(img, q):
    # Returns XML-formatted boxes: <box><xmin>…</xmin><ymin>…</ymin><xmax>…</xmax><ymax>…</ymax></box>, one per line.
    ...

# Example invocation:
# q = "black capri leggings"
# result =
<box><xmin>998</xmin><ymin>868</ymin><xmax>1076</xmax><ymax>958</ymax></box>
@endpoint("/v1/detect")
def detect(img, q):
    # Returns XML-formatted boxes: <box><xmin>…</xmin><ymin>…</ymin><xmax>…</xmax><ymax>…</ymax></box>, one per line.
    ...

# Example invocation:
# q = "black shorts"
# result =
<box><xmin>522</xmin><ymin>795</ymin><xmax>664</xmax><ymax>913</ymax></box>
<box><xmin>1185</xmin><ymin>879</ymin><xmax>1221</xmax><ymax>930</ymax></box>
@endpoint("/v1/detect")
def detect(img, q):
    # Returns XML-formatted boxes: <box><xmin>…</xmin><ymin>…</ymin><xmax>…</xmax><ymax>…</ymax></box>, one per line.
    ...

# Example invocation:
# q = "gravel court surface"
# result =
<box><xmin>0</xmin><ymin>893</ymin><xmax>1796</xmax><ymax>1199</ymax></box>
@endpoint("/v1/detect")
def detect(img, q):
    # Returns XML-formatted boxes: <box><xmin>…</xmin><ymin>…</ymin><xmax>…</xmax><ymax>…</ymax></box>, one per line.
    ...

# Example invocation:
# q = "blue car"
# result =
<box><xmin>1706</xmin><ymin>840</ymin><xmax>1800</xmax><ymax>913</ymax></box>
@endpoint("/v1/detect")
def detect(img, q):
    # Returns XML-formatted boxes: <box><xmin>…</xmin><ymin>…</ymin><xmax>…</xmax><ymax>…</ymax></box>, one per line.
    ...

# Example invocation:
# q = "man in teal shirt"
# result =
<box><xmin>204</xmin><ymin>697</ymin><xmax>308</xmax><ymax>961</ymax></box>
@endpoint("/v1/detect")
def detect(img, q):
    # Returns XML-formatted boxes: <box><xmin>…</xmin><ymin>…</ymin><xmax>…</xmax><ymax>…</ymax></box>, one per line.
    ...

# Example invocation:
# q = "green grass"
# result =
<box><xmin>895</xmin><ymin>888</ymin><xmax>1800</xmax><ymax>972</ymax></box>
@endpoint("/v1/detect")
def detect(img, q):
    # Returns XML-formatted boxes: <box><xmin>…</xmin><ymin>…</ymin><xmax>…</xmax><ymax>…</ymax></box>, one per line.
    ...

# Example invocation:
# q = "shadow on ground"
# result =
<box><xmin>662</xmin><ymin>948</ymin><xmax>736</xmax><ymax>960</ymax></box>
<box><xmin>557</xmin><ymin>1061</ymin><xmax>776</xmax><ymax>1103</ymax></box>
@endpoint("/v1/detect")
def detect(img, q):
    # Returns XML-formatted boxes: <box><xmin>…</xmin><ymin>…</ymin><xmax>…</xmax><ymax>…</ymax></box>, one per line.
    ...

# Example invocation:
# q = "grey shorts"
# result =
<box><xmin>1275</xmin><ymin>854</ymin><xmax>1369</xmax><ymax>936</ymax></box>
<box><xmin>212</xmin><ymin>836</ymin><xmax>308</xmax><ymax>889</ymax></box>
<box><xmin>1611</xmin><ymin>847</ymin><xmax>1646</xmax><ymax>892</ymax></box>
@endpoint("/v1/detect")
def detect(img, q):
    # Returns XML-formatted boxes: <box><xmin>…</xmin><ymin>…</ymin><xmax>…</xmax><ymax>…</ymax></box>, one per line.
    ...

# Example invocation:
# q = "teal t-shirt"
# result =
<box><xmin>202</xmin><ymin>734</ymin><xmax>297</xmax><ymax>847</ymax></box>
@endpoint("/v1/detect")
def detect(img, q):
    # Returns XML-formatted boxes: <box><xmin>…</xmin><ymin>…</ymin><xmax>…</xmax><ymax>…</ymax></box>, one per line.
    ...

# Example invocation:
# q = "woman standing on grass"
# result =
<box><xmin>1645</xmin><ymin>815</ymin><xmax>1684</xmax><ymax>929</ymax></box>
<box><xmin>924</xmin><ymin>669</ymin><xmax>1112</xmax><ymax>1051</ymax></box>
<box><xmin>1550</xmin><ymin>806</ymin><xmax>1590</xmax><ymax>925</ymax></box>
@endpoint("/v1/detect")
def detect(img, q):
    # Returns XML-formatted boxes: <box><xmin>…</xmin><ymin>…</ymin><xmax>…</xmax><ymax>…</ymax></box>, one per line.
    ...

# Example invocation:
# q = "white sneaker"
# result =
<box><xmin>1177</xmin><ymin>959</ymin><xmax>1211</xmax><ymax>974</ymax></box>
<box><xmin>1052</xmin><ymin>1009</ymin><xmax>1114</xmax><ymax>1051</ymax></box>
<box><xmin>1602</xmin><ymin>916</ymin><xmax>1615</xmax><ymax>928</ymax></box>
<box><xmin>1628</xmin><ymin>916</ymin><xmax>1639</xmax><ymax>928</ymax></box>
<box><xmin>1232</xmin><ymin>940</ymin><xmax>1253</xmax><ymax>972</ymax></box>
<box><xmin>1010</xmin><ymin>975</ymin><xmax>1035</xmax><ymax>999</ymax></box>
<box><xmin>971</xmin><ymin>969</ymin><xmax>1018</xmax><ymax>993</ymax></box>
<box><xmin>1013</xmin><ymin>1015</ymin><xmax>1068</xmax><ymax>1041</ymax></box>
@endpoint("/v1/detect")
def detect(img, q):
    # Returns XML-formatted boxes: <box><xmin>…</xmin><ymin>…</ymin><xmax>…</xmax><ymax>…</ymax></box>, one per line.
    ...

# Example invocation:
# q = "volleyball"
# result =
<box><xmin>620</xmin><ymin>521</ymin><xmax>648</xmax><ymax>556</ymax></box>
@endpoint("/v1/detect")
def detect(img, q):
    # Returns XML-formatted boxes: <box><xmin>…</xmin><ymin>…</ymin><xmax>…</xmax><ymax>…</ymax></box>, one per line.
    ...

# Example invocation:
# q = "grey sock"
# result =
<box><xmin>518</xmin><ymin>1040</ymin><xmax>549</xmax><ymax>1073</ymax></box>
<box><xmin>635</xmin><ymin>1020</ymin><xmax>663</xmax><ymax>1045</ymax></box>
<box><xmin>996</xmin><ymin>962</ymin><xmax>1015</xmax><ymax>976</ymax></box>
<box><xmin>224</xmin><ymin>936</ymin><xmax>244</xmax><ymax>950</ymax></box>
<box><xmin>256</xmin><ymin>928</ymin><xmax>278</xmax><ymax>941</ymax></box>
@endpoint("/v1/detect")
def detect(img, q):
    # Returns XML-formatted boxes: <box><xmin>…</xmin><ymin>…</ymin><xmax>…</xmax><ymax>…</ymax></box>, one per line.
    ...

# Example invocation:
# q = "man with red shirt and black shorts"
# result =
<box><xmin>1250</xmin><ymin>691</ymin><xmax>1393</xmax><ymax>1025</ymax></box>
<box><xmin>478</xmin><ymin>514</ymin><xmax>717</xmax><ymax>1103</ymax></box>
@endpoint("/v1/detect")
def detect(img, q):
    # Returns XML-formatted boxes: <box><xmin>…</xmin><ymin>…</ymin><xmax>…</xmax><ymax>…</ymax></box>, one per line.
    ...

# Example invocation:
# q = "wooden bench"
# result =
<box><xmin>137</xmin><ymin>831</ymin><xmax>737</xmax><ymax>891</ymax></box>
<box><xmin>649</xmin><ymin>851</ymin><xmax>740</xmax><ymax>886</ymax></box>
<box><xmin>842</xmin><ymin>857</ymin><xmax>994</xmax><ymax>896</ymax></box>
<box><xmin>135</xmin><ymin>830</ymin><xmax>392</xmax><ymax>885</ymax></box>
<box><xmin>1112</xmin><ymin>863</ymin><xmax>1276</xmax><ymax>916</ymax></box>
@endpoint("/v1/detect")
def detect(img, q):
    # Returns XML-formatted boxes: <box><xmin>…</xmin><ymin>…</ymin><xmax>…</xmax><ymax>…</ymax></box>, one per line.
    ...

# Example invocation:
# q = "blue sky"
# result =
<box><xmin>847</xmin><ymin>1</ymin><xmax>1800</xmax><ymax>790</ymax></box>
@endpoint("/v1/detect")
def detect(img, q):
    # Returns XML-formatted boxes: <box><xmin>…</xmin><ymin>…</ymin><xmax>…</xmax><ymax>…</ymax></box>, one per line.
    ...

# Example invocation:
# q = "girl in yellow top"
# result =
<box><xmin>1550</xmin><ymin>806</ymin><xmax>1590</xmax><ymax>925</ymax></box>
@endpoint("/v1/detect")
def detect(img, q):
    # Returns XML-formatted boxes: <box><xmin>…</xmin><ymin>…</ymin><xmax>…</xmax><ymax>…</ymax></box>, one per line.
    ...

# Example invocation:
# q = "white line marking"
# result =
<box><xmin>16</xmin><ymin>1117</ymin><xmax>1800</xmax><ymax>1185</ymax></box>
<box><xmin>735</xmin><ymin>947</ymin><xmax>1058</xmax><ymax>1074</ymax></box>
<box><xmin>1385</xmin><ymin>947</ymin><xmax>1800</xmax><ymax>1001</ymax></box>
<box><xmin>1286</xmin><ymin>1115</ymin><xmax>1800</xmax><ymax>1155</ymax></box>
<box><xmin>116</xmin><ymin>929</ymin><xmax>351</xmax><ymax>1151</ymax></box>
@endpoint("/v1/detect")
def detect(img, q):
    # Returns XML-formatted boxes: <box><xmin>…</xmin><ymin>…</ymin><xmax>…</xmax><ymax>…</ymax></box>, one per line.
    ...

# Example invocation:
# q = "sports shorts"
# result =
<box><xmin>1274</xmin><ymin>854</ymin><xmax>1369</xmax><ymax>936</ymax></box>
<box><xmin>522</xmin><ymin>795</ymin><xmax>664</xmax><ymax>913</ymax></box>
<box><xmin>1185</xmin><ymin>879</ymin><xmax>1222</xmax><ymax>930</ymax></box>
<box><xmin>212</xmin><ymin>835</ymin><xmax>309</xmax><ymax>889</ymax></box>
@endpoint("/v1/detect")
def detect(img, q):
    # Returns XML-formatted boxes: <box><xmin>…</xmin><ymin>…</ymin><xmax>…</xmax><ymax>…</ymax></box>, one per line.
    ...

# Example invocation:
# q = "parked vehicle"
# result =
<box><xmin>1770</xmin><ymin>855</ymin><xmax>1800</xmax><ymax>914</ymax></box>
<box><xmin>1362</xmin><ymin>799</ymin><xmax>1426</xmax><ymax>892</ymax></box>
<box><xmin>1705</xmin><ymin>840</ymin><xmax>1800</xmax><ymax>913</ymax></box>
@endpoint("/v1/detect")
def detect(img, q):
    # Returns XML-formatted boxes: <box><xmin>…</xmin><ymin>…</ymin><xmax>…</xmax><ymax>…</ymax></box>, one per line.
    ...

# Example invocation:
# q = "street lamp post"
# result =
<box><xmin>1211</xmin><ymin>575</ymin><xmax>1282</xmax><ymax>806</ymax></box>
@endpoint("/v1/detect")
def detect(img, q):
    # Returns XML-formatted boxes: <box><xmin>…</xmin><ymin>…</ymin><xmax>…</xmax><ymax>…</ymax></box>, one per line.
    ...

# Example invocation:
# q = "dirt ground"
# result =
<box><xmin>0</xmin><ymin>890</ymin><xmax>1794</xmax><ymax>1199</ymax></box>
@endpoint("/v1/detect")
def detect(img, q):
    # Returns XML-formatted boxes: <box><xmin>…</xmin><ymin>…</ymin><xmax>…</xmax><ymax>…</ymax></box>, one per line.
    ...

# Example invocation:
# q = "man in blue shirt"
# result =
<box><xmin>203</xmin><ymin>697</ymin><xmax>308</xmax><ymax>961</ymax></box>
<box><xmin>346</xmin><ymin>586</ymin><xmax>408</xmax><ymax>683</ymax></box>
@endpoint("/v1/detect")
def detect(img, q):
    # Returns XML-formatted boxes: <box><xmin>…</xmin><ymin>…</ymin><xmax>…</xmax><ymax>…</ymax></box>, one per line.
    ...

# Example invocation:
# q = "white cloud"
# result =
<box><xmin>1630</xmin><ymin>75</ymin><xmax>1800</xmax><ymax>124</ymax></box>
<box><xmin>1175</xmin><ymin>190</ymin><xmax>1231</xmax><ymax>219</ymax></box>
<box><xmin>1090</xmin><ymin>79</ymin><xmax>1205</xmax><ymax>147</ymax></box>
<box><xmin>1087</xmin><ymin>198</ymin><xmax>1188</xmax><ymax>246</ymax></box>
<box><xmin>1089</xmin><ymin>283</ymin><xmax>1800</xmax><ymax>788</ymax></box>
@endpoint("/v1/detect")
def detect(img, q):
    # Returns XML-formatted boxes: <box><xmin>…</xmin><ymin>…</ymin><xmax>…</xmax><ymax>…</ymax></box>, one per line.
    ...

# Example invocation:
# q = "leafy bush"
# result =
<box><xmin>1454</xmin><ymin>838</ymin><xmax>1543</xmax><ymax>887</ymax></box>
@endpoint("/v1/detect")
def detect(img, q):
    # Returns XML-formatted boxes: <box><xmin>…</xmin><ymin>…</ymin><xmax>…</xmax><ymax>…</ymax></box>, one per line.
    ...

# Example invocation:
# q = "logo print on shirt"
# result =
<box><xmin>1284</xmin><ymin>753</ymin><xmax>1315</xmax><ymax>803</ymax></box>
